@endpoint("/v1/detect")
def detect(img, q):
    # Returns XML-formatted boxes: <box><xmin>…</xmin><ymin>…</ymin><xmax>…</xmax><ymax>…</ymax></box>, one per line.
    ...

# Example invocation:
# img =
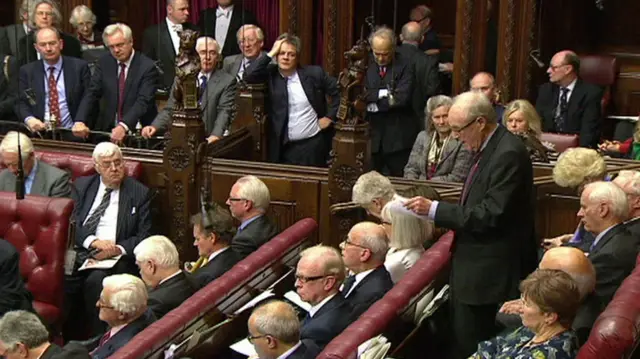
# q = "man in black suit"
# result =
<box><xmin>0</xmin><ymin>310</ymin><xmax>90</xmax><ymax>359</ymax></box>
<box><xmin>226</xmin><ymin>175</ymin><xmax>279</xmax><ymax>259</ymax></box>
<box><xmin>397</xmin><ymin>21</ymin><xmax>440</xmax><ymax>122</ymax></box>
<box><xmin>15</xmin><ymin>0</ymin><xmax>82</xmax><ymax>66</ymax></box>
<box><xmin>405</xmin><ymin>91</ymin><xmax>536</xmax><ymax>359</ymax></box>
<box><xmin>470</xmin><ymin>72</ymin><xmax>505</xmax><ymax>122</ymax></box>
<box><xmin>190</xmin><ymin>204</ymin><xmax>240</xmax><ymax>288</ymax></box>
<box><xmin>296</xmin><ymin>245</ymin><xmax>354</xmax><ymax>350</ymax></box>
<box><xmin>74</xmin><ymin>23</ymin><xmax>158</xmax><ymax>143</ymax></box>
<box><xmin>142</xmin><ymin>0</ymin><xmax>197</xmax><ymax>90</ymax></box>
<box><xmin>0</xmin><ymin>240</ymin><xmax>34</xmax><ymax>317</ymax></box>
<box><xmin>89</xmin><ymin>274</ymin><xmax>155</xmax><ymax>359</ymax></box>
<box><xmin>17</xmin><ymin>27</ymin><xmax>90</xmax><ymax>138</ymax></box>
<box><xmin>248</xmin><ymin>300</ymin><xmax>320</xmax><ymax>359</ymax></box>
<box><xmin>197</xmin><ymin>0</ymin><xmax>259</xmax><ymax>58</ymax></box>
<box><xmin>244</xmin><ymin>34</ymin><xmax>339</xmax><ymax>166</ymax></box>
<box><xmin>133</xmin><ymin>235</ymin><xmax>196</xmax><ymax>319</ymax></box>
<box><xmin>340</xmin><ymin>222</ymin><xmax>394</xmax><ymax>318</ymax></box>
<box><xmin>0</xmin><ymin>1</ymin><xmax>30</xmax><ymax>56</ymax></box>
<box><xmin>535</xmin><ymin>50</ymin><xmax>603</xmax><ymax>148</ymax></box>
<box><xmin>410</xmin><ymin>5</ymin><xmax>441</xmax><ymax>55</ymax></box>
<box><xmin>0</xmin><ymin>54</ymin><xmax>18</xmax><ymax>122</ymax></box>
<box><xmin>365</xmin><ymin>26</ymin><xmax>417</xmax><ymax>177</ymax></box>
<box><xmin>66</xmin><ymin>142</ymin><xmax>152</xmax><ymax>336</ymax></box>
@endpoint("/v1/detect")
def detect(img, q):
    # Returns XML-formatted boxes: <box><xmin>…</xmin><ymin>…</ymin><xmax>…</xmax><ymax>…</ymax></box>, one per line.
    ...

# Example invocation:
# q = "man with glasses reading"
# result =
<box><xmin>295</xmin><ymin>245</ymin><xmax>354</xmax><ymax>350</ymax></box>
<box><xmin>535</xmin><ymin>50</ymin><xmax>602</xmax><ymax>148</ymax></box>
<box><xmin>66</xmin><ymin>142</ymin><xmax>152</xmax><ymax>337</ymax></box>
<box><xmin>404</xmin><ymin>91</ymin><xmax>536</xmax><ymax>359</ymax></box>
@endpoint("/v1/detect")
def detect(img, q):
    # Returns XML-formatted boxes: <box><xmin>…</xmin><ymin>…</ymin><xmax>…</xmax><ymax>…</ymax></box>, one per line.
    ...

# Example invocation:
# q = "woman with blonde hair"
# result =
<box><xmin>503</xmin><ymin>99</ymin><xmax>552</xmax><ymax>162</ymax></box>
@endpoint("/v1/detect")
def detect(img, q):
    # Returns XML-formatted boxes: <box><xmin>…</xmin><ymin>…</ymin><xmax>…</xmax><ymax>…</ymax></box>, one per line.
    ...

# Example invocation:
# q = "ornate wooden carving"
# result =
<box><xmin>323</xmin><ymin>0</ymin><xmax>355</xmax><ymax>77</ymax></box>
<box><xmin>231</xmin><ymin>84</ymin><xmax>268</xmax><ymax>162</ymax></box>
<box><xmin>453</xmin><ymin>0</ymin><xmax>475</xmax><ymax>94</ymax></box>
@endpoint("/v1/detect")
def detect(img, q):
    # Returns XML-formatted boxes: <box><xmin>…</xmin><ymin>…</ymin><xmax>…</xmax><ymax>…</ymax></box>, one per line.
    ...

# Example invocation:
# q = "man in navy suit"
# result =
<box><xmin>197</xmin><ymin>0</ymin><xmax>259</xmax><ymax>57</ymax></box>
<box><xmin>74</xmin><ymin>23</ymin><xmax>158</xmax><ymax>143</ymax></box>
<box><xmin>66</xmin><ymin>142</ymin><xmax>152</xmax><ymax>336</ymax></box>
<box><xmin>340</xmin><ymin>222</ymin><xmax>394</xmax><ymax>318</ymax></box>
<box><xmin>244</xmin><ymin>34</ymin><xmax>339</xmax><ymax>167</ymax></box>
<box><xmin>17</xmin><ymin>27</ymin><xmax>90</xmax><ymax>139</ymax></box>
<box><xmin>89</xmin><ymin>274</ymin><xmax>155</xmax><ymax>359</ymax></box>
<box><xmin>296</xmin><ymin>245</ymin><xmax>354</xmax><ymax>350</ymax></box>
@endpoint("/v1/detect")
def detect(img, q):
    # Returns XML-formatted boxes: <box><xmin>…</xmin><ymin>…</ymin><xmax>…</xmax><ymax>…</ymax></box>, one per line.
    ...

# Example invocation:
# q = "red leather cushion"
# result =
<box><xmin>317</xmin><ymin>232</ymin><xmax>455</xmax><ymax>359</ymax></box>
<box><xmin>579</xmin><ymin>55</ymin><xmax>618</xmax><ymax>87</ymax></box>
<box><xmin>540</xmin><ymin>132</ymin><xmax>579</xmax><ymax>153</ymax></box>
<box><xmin>576</xmin><ymin>254</ymin><xmax>640</xmax><ymax>359</ymax></box>
<box><xmin>0</xmin><ymin>193</ymin><xmax>74</xmax><ymax>326</ymax></box>
<box><xmin>109</xmin><ymin>218</ymin><xmax>319</xmax><ymax>359</ymax></box>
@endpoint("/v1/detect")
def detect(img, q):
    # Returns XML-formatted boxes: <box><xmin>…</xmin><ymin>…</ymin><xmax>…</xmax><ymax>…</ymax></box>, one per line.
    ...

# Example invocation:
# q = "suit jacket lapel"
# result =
<box><xmin>567</xmin><ymin>79</ymin><xmax>585</xmax><ymax>123</ymax></box>
<box><xmin>35</xmin><ymin>62</ymin><xmax>46</xmax><ymax>119</ymax></box>
<box><xmin>159</xmin><ymin>21</ymin><xmax>176</xmax><ymax>61</ymax></box>
<box><xmin>115</xmin><ymin>181</ymin><xmax>130</xmax><ymax>241</ymax></box>
<box><xmin>233</xmin><ymin>56</ymin><xmax>243</xmax><ymax>77</ymax></box>
<box><xmin>468</xmin><ymin>126</ymin><xmax>505</xmax><ymax>192</ymax></box>
<box><xmin>226</xmin><ymin>8</ymin><xmax>242</xmax><ymax>51</ymax></box>
<box><xmin>80</xmin><ymin>177</ymin><xmax>101</xmax><ymax>224</ymax></box>
<box><xmin>590</xmin><ymin>223</ymin><xmax>624</xmax><ymax>254</ymax></box>
<box><xmin>30</xmin><ymin>163</ymin><xmax>46</xmax><ymax>195</ymax></box>
<box><xmin>436</xmin><ymin>136</ymin><xmax>457</xmax><ymax>171</ymax></box>
<box><xmin>62</xmin><ymin>57</ymin><xmax>75</xmax><ymax>107</ymax></box>
<box><xmin>124</xmin><ymin>53</ymin><xmax>138</xmax><ymax>98</ymax></box>
<box><xmin>297</xmin><ymin>69</ymin><xmax>315</xmax><ymax>106</ymax></box>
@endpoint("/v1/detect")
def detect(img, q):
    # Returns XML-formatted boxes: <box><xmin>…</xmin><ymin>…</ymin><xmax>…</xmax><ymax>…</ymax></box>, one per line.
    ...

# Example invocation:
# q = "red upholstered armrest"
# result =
<box><xmin>540</xmin><ymin>132</ymin><xmax>579</xmax><ymax>153</ymax></box>
<box><xmin>0</xmin><ymin>193</ymin><xmax>74</xmax><ymax>327</ymax></box>
<box><xmin>317</xmin><ymin>232</ymin><xmax>455</xmax><ymax>359</ymax></box>
<box><xmin>110</xmin><ymin>218</ymin><xmax>318</xmax><ymax>359</ymax></box>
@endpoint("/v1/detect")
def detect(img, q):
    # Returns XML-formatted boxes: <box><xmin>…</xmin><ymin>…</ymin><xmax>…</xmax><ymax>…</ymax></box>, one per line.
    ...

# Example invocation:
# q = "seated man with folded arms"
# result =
<box><xmin>296</xmin><ymin>245</ymin><xmax>353</xmax><ymax>350</ymax></box>
<box><xmin>190</xmin><ymin>204</ymin><xmax>240</xmax><ymax>289</ymax></box>
<box><xmin>226</xmin><ymin>175</ymin><xmax>279</xmax><ymax>259</ymax></box>
<box><xmin>340</xmin><ymin>222</ymin><xmax>394</xmax><ymax>318</ymax></box>
<box><xmin>89</xmin><ymin>274</ymin><xmax>155</xmax><ymax>359</ymax></box>
<box><xmin>0</xmin><ymin>310</ymin><xmax>90</xmax><ymax>359</ymax></box>
<box><xmin>0</xmin><ymin>131</ymin><xmax>70</xmax><ymax>197</ymax></box>
<box><xmin>141</xmin><ymin>36</ymin><xmax>236</xmax><ymax>144</ymax></box>
<box><xmin>134</xmin><ymin>235</ymin><xmax>196</xmax><ymax>319</ymax></box>
<box><xmin>247</xmin><ymin>300</ymin><xmax>320</xmax><ymax>359</ymax></box>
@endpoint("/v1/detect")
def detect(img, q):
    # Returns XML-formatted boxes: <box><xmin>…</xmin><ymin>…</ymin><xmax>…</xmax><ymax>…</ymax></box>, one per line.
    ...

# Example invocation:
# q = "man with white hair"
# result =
<box><xmin>340</xmin><ymin>222</ymin><xmax>393</xmax><ymax>317</ymax></box>
<box><xmin>89</xmin><ymin>274</ymin><xmax>155</xmax><ymax>359</ymax></box>
<box><xmin>142</xmin><ymin>0</ymin><xmax>197</xmax><ymax>89</ymax></box>
<box><xmin>403</xmin><ymin>91</ymin><xmax>535</xmax><ymax>359</ymax></box>
<box><xmin>222</xmin><ymin>24</ymin><xmax>266</xmax><ymax>80</ymax></box>
<box><xmin>142</xmin><ymin>36</ymin><xmax>236</xmax><ymax>144</ymax></box>
<box><xmin>226</xmin><ymin>175</ymin><xmax>278</xmax><ymax>258</ymax></box>
<box><xmin>74</xmin><ymin>23</ymin><xmax>158</xmax><ymax>143</ymax></box>
<box><xmin>0</xmin><ymin>131</ymin><xmax>70</xmax><ymax>197</ymax></box>
<box><xmin>134</xmin><ymin>235</ymin><xmax>196</xmax><ymax>318</ymax></box>
<box><xmin>69</xmin><ymin>5</ymin><xmax>103</xmax><ymax>50</ymax></box>
<box><xmin>66</xmin><ymin>142</ymin><xmax>152</xmax><ymax>336</ymax></box>
<box><xmin>613</xmin><ymin>170</ymin><xmax>640</xmax><ymax>236</ymax></box>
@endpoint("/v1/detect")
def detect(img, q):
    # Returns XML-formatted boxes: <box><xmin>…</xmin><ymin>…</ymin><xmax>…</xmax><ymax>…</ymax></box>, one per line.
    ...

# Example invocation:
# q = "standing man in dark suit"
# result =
<box><xmin>17</xmin><ymin>27</ymin><xmax>90</xmax><ymax>138</ymax></box>
<box><xmin>244</xmin><ymin>34</ymin><xmax>339</xmax><ymax>166</ymax></box>
<box><xmin>248</xmin><ymin>301</ymin><xmax>320</xmax><ymax>359</ymax></box>
<box><xmin>198</xmin><ymin>0</ymin><xmax>259</xmax><ymax>58</ymax></box>
<box><xmin>397</xmin><ymin>21</ymin><xmax>440</xmax><ymax>121</ymax></box>
<box><xmin>226</xmin><ymin>175</ymin><xmax>279</xmax><ymax>259</ymax></box>
<box><xmin>0</xmin><ymin>1</ymin><xmax>30</xmax><ymax>56</ymax></box>
<box><xmin>66</xmin><ymin>142</ymin><xmax>152</xmax><ymax>336</ymax></box>
<box><xmin>365</xmin><ymin>26</ymin><xmax>417</xmax><ymax>176</ymax></box>
<box><xmin>74</xmin><ymin>23</ymin><xmax>158</xmax><ymax>143</ymax></box>
<box><xmin>340</xmin><ymin>222</ymin><xmax>394</xmax><ymax>318</ymax></box>
<box><xmin>0</xmin><ymin>241</ymin><xmax>34</xmax><ymax>317</ymax></box>
<box><xmin>190</xmin><ymin>204</ymin><xmax>240</xmax><ymax>288</ymax></box>
<box><xmin>404</xmin><ymin>91</ymin><xmax>536</xmax><ymax>359</ymax></box>
<box><xmin>222</xmin><ymin>24</ymin><xmax>266</xmax><ymax>80</ymax></box>
<box><xmin>15</xmin><ymin>0</ymin><xmax>82</xmax><ymax>66</ymax></box>
<box><xmin>296</xmin><ymin>245</ymin><xmax>354</xmax><ymax>350</ymax></box>
<box><xmin>535</xmin><ymin>50</ymin><xmax>603</xmax><ymax>148</ymax></box>
<box><xmin>0</xmin><ymin>53</ymin><xmax>18</xmax><ymax>122</ymax></box>
<box><xmin>142</xmin><ymin>0</ymin><xmax>197</xmax><ymax>90</ymax></box>
<box><xmin>133</xmin><ymin>235</ymin><xmax>196</xmax><ymax>319</ymax></box>
<box><xmin>470</xmin><ymin>72</ymin><xmax>505</xmax><ymax>121</ymax></box>
<box><xmin>409</xmin><ymin>5</ymin><xmax>441</xmax><ymax>55</ymax></box>
<box><xmin>142</xmin><ymin>37</ymin><xmax>236</xmax><ymax>144</ymax></box>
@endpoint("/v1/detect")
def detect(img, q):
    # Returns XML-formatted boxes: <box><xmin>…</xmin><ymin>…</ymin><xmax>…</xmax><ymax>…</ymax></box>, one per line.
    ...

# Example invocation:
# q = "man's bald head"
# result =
<box><xmin>540</xmin><ymin>247</ymin><xmax>596</xmax><ymax>299</ymax></box>
<box><xmin>469</xmin><ymin>72</ymin><xmax>497</xmax><ymax>103</ymax></box>
<box><xmin>401</xmin><ymin>21</ymin><xmax>422</xmax><ymax>44</ymax></box>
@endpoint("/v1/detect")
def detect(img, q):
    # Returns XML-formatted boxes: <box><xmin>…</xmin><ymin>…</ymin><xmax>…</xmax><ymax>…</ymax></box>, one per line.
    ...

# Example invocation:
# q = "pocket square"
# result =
<box><xmin>131</xmin><ymin>207</ymin><xmax>136</xmax><ymax>215</ymax></box>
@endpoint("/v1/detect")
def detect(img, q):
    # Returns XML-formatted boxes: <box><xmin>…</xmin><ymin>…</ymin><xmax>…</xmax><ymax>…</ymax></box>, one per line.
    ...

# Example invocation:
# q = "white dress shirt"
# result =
<box><xmin>343</xmin><ymin>268</ymin><xmax>375</xmax><ymax>297</ymax></box>
<box><xmin>277</xmin><ymin>341</ymin><xmax>303</xmax><ymax>359</ymax></box>
<box><xmin>208</xmin><ymin>246</ymin><xmax>230</xmax><ymax>262</ymax></box>
<box><xmin>157</xmin><ymin>270</ymin><xmax>183</xmax><ymax>286</ymax></box>
<box><xmin>215</xmin><ymin>5</ymin><xmax>234</xmax><ymax>50</ymax></box>
<box><xmin>558</xmin><ymin>78</ymin><xmax>577</xmax><ymax>104</ymax></box>
<box><xmin>165</xmin><ymin>17</ymin><xmax>182</xmax><ymax>55</ymax></box>
<box><xmin>82</xmin><ymin>180</ymin><xmax>121</xmax><ymax>252</ymax></box>
<box><xmin>308</xmin><ymin>292</ymin><xmax>337</xmax><ymax>318</ymax></box>
<box><xmin>285</xmin><ymin>71</ymin><xmax>321</xmax><ymax>141</ymax></box>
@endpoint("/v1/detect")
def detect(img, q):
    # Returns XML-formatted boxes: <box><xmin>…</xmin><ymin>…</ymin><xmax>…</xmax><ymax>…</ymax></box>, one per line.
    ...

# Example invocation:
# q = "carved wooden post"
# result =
<box><xmin>231</xmin><ymin>83</ymin><xmax>268</xmax><ymax>162</ymax></box>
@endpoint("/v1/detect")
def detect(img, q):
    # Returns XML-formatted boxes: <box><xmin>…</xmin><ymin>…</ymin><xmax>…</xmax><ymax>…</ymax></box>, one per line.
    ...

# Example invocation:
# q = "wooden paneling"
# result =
<box><xmin>278</xmin><ymin>0</ymin><xmax>314</xmax><ymax>66</ymax></box>
<box><xmin>105</xmin><ymin>0</ymin><xmax>153</xmax><ymax>49</ymax></box>
<box><xmin>609</xmin><ymin>52</ymin><xmax>640</xmax><ymax>116</ymax></box>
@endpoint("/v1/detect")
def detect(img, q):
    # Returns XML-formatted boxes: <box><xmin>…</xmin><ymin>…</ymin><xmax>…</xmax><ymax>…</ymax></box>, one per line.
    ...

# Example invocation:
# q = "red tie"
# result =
<box><xmin>48</xmin><ymin>67</ymin><xmax>60</xmax><ymax>122</ymax></box>
<box><xmin>90</xmin><ymin>331</ymin><xmax>111</xmax><ymax>355</ymax></box>
<box><xmin>117</xmin><ymin>62</ymin><xmax>126</xmax><ymax>124</ymax></box>
<box><xmin>379</xmin><ymin>66</ymin><xmax>386</xmax><ymax>78</ymax></box>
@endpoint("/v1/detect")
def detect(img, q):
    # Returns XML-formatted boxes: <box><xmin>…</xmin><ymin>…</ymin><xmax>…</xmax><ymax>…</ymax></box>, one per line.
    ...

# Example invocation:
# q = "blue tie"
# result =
<box><xmin>199</xmin><ymin>75</ymin><xmax>208</xmax><ymax>101</ymax></box>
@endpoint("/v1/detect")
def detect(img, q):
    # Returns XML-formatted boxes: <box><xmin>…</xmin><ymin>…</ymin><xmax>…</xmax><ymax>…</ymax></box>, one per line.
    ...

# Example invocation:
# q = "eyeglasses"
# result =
<box><xmin>97</xmin><ymin>298</ymin><xmax>114</xmax><ymax>309</ymax></box>
<box><xmin>227</xmin><ymin>197</ymin><xmax>247</xmax><ymax>202</ymax></box>
<box><xmin>342</xmin><ymin>239</ymin><xmax>369</xmax><ymax>250</ymax></box>
<box><xmin>548</xmin><ymin>64</ymin><xmax>567</xmax><ymax>71</ymax></box>
<box><xmin>36</xmin><ymin>11</ymin><xmax>53</xmax><ymax>17</ymax></box>
<box><xmin>247</xmin><ymin>333</ymin><xmax>269</xmax><ymax>343</ymax></box>
<box><xmin>451</xmin><ymin>118</ymin><xmax>480</xmax><ymax>133</ymax></box>
<box><xmin>295</xmin><ymin>274</ymin><xmax>328</xmax><ymax>283</ymax></box>
<box><xmin>97</xmin><ymin>159</ymin><xmax>124</xmax><ymax>169</ymax></box>
<box><xmin>238</xmin><ymin>38</ymin><xmax>259</xmax><ymax>45</ymax></box>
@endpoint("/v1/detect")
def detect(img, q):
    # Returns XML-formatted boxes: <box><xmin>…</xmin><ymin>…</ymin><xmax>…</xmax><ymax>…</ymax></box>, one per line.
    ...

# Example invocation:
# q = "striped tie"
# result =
<box><xmin>84</xmin><ymin>188</ymin><xmax>114</xmax><ymax>235</ymax></box>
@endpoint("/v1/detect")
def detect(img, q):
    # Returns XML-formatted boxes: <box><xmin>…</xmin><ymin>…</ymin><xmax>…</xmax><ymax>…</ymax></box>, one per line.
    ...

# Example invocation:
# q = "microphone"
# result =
<box><xmin>529</xmin><ymin>50</ymin><xmax>545</xmax><ymax>69</ymax></box>
<box><xmin>15</xmin><ymin>133</ymin><xmax>25</xmax><ymax>200</ymax></box>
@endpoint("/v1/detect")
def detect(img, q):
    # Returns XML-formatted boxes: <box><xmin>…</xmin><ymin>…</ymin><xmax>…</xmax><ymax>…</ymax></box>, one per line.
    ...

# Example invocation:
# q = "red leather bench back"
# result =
<box><xmin>576</xmin><ymin>254</ymin><xmax>640</xmax><ymax>359</ymax></box>
<box><xmin>541</xmin><ymin>132</ymin><xmax>580</xmax><ymax>153</ymax></box>
<box><xmin>317</xmin><ymin>231</ymin><xmax>455</xmax><ymax>359</ymax></box>
<box><xmin>110</xmin><ymin>218</ymin><xmax>319</xmax><ymax>359</ymax></box>
<box><xmin>579</xmin><ymin>55</ymin><xmax>618</xmax><ymax>116</ymax></box>
<box><xmin>0</xmin><ymin>192</ymin><xmax>74</xmax><ymax>327</ymax></box>
<box><xmin>0</xmin><ymin>150</ymin><xmax>143</xmax><ymax>180</ymax></box>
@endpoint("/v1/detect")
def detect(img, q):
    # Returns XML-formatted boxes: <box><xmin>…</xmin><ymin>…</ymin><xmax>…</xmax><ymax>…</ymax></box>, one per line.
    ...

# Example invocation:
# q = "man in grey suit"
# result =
<box><xmin>0</xmin><ymin>1</ymin><xmax>30</xmax><ymax>56</ymax></box>
<box><xmin>142</xmin><ymin>36</ymin><xmax>236</xmax><ymax>144</ymax></box>
<box><xmin>0</xmin><ymin>131</ymin><xmax>70</xmax><ymax>197</ymax></box>
<box><xmin>222</xmin><ymin>24</ymin><xmax>266</xmax><ymax>80</ymax></box>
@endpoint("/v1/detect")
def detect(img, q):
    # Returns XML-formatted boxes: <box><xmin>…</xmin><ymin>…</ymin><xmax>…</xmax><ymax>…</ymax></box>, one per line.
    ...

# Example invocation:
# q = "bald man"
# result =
<box><xmin>535</xmin><ymin>50</ymin><xmax>603</xmax><ymax>148</ymax></box>
<box><xmin>470</xmin><ymin>72</ymin><xmax>504</xmax><ymax>121</ymax></box>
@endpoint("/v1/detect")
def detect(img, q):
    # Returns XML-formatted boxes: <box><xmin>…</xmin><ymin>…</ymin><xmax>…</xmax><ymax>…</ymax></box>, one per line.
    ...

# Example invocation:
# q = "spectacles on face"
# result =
<box><xmin>247</xmin><ymin>333</ymin><xmax>270</xmax><ymax>343</ymax></box>
<box><xmin>295</xmin><ymin>273</ymin><xmax>328</xmax><ymax>283</ymax></box>
<box><xmin>450</xmin><ymin>117</ymin><xmax>480</xmax><ymax>133</ymax></box>
<box><xmin>97</xmin><ymin>159</ymin><xmax>124</xmax><ymax>169</ymax></box>
<box><xmin>227</xmin><ymin>197</ymin><xmax>247</xmax><ymax>202</ymax></box>
<box><xmin>548</xmin><ymin>64</ymin><xmax>567</xmax><ymax>72</ymax></box>
<box><xmin>97</xmin><ymin>297</ymin><xmax>114</xmax><ymax>309</ymax></box>
<box><xmin>342</xmin><ymin>239</ymin><xmax>369</xmax><ymax>250</ymax></box>
<box><xmin>238</xmin><ymin>38</ymin><xmax>259</xmax><ymax>46</ymax></box>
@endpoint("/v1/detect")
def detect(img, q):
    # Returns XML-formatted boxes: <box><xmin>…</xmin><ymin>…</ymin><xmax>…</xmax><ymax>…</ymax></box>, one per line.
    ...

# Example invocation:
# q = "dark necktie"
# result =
<box><xmin>302</xmin><ymin>312</ymin><xmax>311</xmax><ymax>325</ymax></box>
<box><xmin>342</xmin><ymin>275</ymin><xmax>356</xmax><ymax>296</ymax></box>
<box><xmin>90</xmin><ymin>331</ymin><xmax>111</xmax><ymax>356</ymax></box>
<box><xmin>378</xmin><ymin>66</ymin><xmax>387</xmax><ymax>78</ymax></box>
<box><xmin>84</xmin><ymin>188</ymin><xmax>114</xmax><ymax>235</ymax></box>
<box><xmin>199</xmin><ymin>74</ymin><xmax>208</xmax><ymax>101</ymax></box>
<box><xmin>117</xmin><ymin>62</ymin><xmax>126</xmax><ymax>124</ymax></box>
<box><xmin>554</xmin><ymin>87</ymin><xmax>569</xmax><ymax>132</ymax></box>
<box><xmin>48</xmin><ymin>67</ymin><xmax>61</xmax><ymax>123</ymax></box>
<box><xmin>460</xmin><ymin>154</ymin><xmax>481</xmax><ymax>204</ymax></box>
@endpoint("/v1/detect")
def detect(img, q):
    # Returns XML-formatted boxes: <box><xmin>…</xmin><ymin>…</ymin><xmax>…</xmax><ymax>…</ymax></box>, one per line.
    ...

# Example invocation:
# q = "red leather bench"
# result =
<box><xmin>576</xmin><ymin>254</ymin><xmax>640</xmax><ymax>359</ymax></box>
<box><xmin>0</xmin><ymin>150</ymin><xmax>143</xmax><ymax>180</ymax></box>
<box><xmin>110</xmin><ymin>218</ymin><xmax>318</xmax><ymax>359</ymax></box>
<box><xmin>0</xmin><ymin>192</ymin><xmax>74</xmax><ymax>328</ymax></box>
<box><xmin>317</xmin><ymin>231</ymin><xmax>455</xmax><ymax>359</ymax></box>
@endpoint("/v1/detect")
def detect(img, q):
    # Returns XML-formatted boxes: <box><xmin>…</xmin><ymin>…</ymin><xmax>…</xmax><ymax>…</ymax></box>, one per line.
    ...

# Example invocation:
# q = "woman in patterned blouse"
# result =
<box><xmin>469</xmin><ymin>269</ymin><xmax>581</xmax><ymax>359</ymax></box>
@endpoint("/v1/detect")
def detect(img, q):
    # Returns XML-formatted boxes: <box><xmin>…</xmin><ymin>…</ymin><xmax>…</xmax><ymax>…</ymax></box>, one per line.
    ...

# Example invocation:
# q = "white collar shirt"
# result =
<box><xmin>276</xmin><ymin>342</ymin><xmax>303</xmax><ymax>359</ymax></box>
<box><xmin>81</xmin><ymin>179</ymin><xmax>121</xmax><ymax>252</ymax></box>
<box><xmin>308</xmin><ymin>292</ymin><xmax>337</xmax><ymax>318</ymax></box>
<box><xmin>284</xmin><ymin>71</ymin><xmax>320</xmax><ymax>141</ymax></box>
<box><xmin>215</xmin><ymin>5</ymin><xmax>234</xmax><ymax>50</ymax></box>
<box><xmin>558</xmin><ymin>78</ymin><xmax>577</xmax><ymax>104</ymax></box>
<box><xmin>343</xmin><ymin>268</ymin><xmax>375</xmax><ymax>297</ymax></box>
<box><xmin>208</xmin><ymin>246</ymin><xmax>230</xmax><ymax>263</ymax></box>
<box><xmin>165</xmin><ymin>17</ymin><xmax>182</xmax><ymax>54</ymax></box>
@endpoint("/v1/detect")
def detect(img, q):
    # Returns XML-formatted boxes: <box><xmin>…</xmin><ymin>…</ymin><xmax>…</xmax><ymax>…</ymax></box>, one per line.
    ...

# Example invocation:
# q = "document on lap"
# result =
<box><xmin>79</xmin><ymin>255</ymin><xmax>122</xmax><ymax>271</ymax></box>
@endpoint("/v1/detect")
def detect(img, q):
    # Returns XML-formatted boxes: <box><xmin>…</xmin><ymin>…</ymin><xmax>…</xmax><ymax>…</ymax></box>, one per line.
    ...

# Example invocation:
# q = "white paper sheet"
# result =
<box><xmin>230</xmin><ymin>338</ymin><xmax>257</xmax><ymax>357</ymax></box>
<box><xmin>233</xmin><ymin>289</ymin><xmax>275</xmax><ymax>315</ymax></box>
<box><xmin>78</xmin><ymin>255</ymin><xmax>122</xmax><ymax>271</ymax></box>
